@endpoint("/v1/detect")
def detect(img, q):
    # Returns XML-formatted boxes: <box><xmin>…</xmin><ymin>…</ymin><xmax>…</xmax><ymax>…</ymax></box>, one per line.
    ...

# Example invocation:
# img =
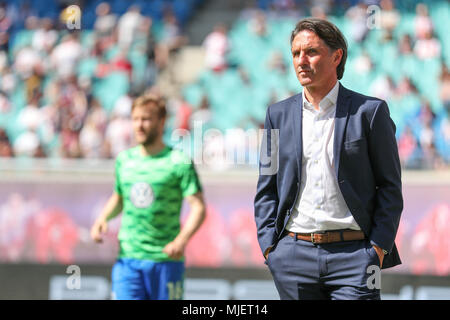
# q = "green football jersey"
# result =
<box><xmin>114</xmin><ymin>145</ymin><xmax>202</xmax><ymax>261</ymax></box>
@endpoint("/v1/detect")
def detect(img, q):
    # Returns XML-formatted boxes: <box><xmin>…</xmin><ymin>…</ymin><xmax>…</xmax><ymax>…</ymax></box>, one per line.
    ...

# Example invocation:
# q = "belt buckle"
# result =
<box><xmin>311</xmin><ymin>231</ymin><xmax>325</xmax><ymax>244</ymax></box>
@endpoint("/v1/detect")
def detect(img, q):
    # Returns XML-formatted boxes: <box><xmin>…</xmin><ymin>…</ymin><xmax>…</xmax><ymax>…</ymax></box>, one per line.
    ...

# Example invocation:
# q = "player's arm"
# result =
<box><xmin>163</xmin><ymin>191</ymin><xmax>206</xmax><ymax>259</ymax></box>
<box><xmin>90</xmin><ymin>191</ymin><xmax>123</xmax><ymax>243</ymax></box>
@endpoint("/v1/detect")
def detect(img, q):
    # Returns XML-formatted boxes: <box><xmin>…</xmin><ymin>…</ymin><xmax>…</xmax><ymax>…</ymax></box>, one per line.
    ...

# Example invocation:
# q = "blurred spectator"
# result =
<box><xmin>103</xmin><ymin>106</ymin><xmax>133</xmax><ymax>159</ymax></box>
<box><xmin>156</xmin><ymin>11</ymin><xmax>188</xmax><ymax>69</ymax></box>
<box><xmin>190</xmin><ymin>95</ymin><xmax>213</xmax><ymax>130</ymax></box>
<box><xmin>55</xmin><ymin>75</ymin><xmax>88</xmax><ymax>123</ymax></box>
<box><xmin>0</xmin><ymin>67</ymin><xmax>15</xmax><ymax>94</ymax></box>
<box><xmin>113</xmin><ymin>92</ymin><xmax>133</xmax><ymax>119</ymax></box>
<box><xmin>440</xmin><ymin>64</ymin><xmax>450</xmax><ymax>112</ymax></box>
<box><xmin>267</xmin><ymin>0</ymin><xmax>301</xmax><ymax>20</ymax></box>
<box><xmin>0</xmin><ymin>90</ymin><xmax>10</xmax><ymax>113</ymax></box>
<box><xmin>32</xmin><ymin>18</ymin><xmax>58</xmax><ymax>54</ymax></box>
<box><xmin>395</xmin><ymin>76</ymin><xmax>418</xmax><ymax>97</ymax></box>
<box><xmin>438</xmin><ymin>105</ymin><xmax>450</xmax><ymax>159</ymax></box>
<box><xmin>240</xmin><ymin>0</ymin><xmax>262</xmax><ymax>21</ymax></box>
<box><xmin>171</xmin><ymin>96</ymin><xmax>193</xmax><ymax>131</ymax></box>
<box><xmin>0</xmin><ymin>127</ymin><xmax>13</xmax><ymax>157</ymax></box>
<box><xmin>50</xmin><ymin>33</ymin><xmax>83</xmax><ymax>79</ymax></box>
<box><xmin>109</xmin><ymin>50</ymin><xmax>133</xmax><ymax>79</ymax></box>
<box><xmin>310</xmin><ymin>5</ymin><xmax>328</xmax><ymax>20</ymax></box>
<box><xmin>86</xmin><ymin>98</ymin><xmax>108</xmax><ymax>133</ymax></box>
<box><xmin>160</xmin><ymin>10</ymin><xmax>188</xmax><ymax>52</ymax></box>
<box><xmin>398</xmin><ymin>125</ymin><xmax>418</xmax><ymax>167</ymax></box>
<box><xmin>0</xmin><ymin>7</ymin><xmax>11</xmax><ymax>51</ymax></box>
<box><xmin>59</xmin><ymin>119</ymin><xmax>82</xmax><ymax>158</ymax></box>
<box><xmin>47</xmin><ymin>75</ymin><xmax>88</xmax><ymax>158</ymax></box>
<box><xmin>417</xmin><ymin>99</ymin><xmax>436</xmax><ymax>127</ymax></box>
<box><xmin>17</xmin><ymin>100</ymin><xmax>43</xmax><ymax>132</ymax></box>
<box><xmin>379</xmin><ymin>0</ymin><xmax>400</xmax><ymax>35</ymax></box>
<box><xmin>93</xmin><ymin>2</ymin><xmax>117</xmax><ymax>38</ymax></box>
<box><xmin>308</xmin><ymin>0</ymin><xmax>333</xmax><ymax>16</ymax></box>
<box><xmin>38</xmin><ymin>103</ymin><xmax>58</xmax><ymax>149</ymax></box>
<box><xmin>421</xmin><ymin>141</ymin><xmax>445</xmax><ymax>169</ymax></box>
<box><xmin>117</xmin><ymin>5</ymin><xmax>143</xmax><ymax>50</ymax></box>
<box><xmin>13</xmin><ymin>1</ymin><xmax>37</xmax><ymax>31</ymax></box>
<box><xmin>345</xmin><ymin>2</ymin><xmax>369</xmax><ymax>43</ymax></box>
<box><xmin>0</xmin><ymin>49</ymin><xmax>7</xmax><ymax>72</ymax></box>
<box><xmin>202</xmin><ymin>23</ymin><xmax>230</xmax><ymax>72</ymax></box>
<box><xmin>353</xmin><ymin>50</ymin><xmax>373</xmax><ymax>75</ymax></box>
<box><xmin>413</xmin><ymin>29</ymin><xmax>441</xmax><ymax>60</ymax></box>
<box><xmin>414</xmin><ymin>3</ymin><xmax>433</xmax><ymax>40</ymax></box>
<box><xmin>0</xmin><ymin>0</ymin><xmax>446</xmax><ymax>169</ymax></box>
<box><xmin>398</xmin><ymin>34</ymin><xmax>414</xmax><ymax>56</ymax></box>
<box><xmin>33</xmin><ymin>143</ymin><xmax>46</xmax><ymax>157</ymax></box>
<box><xmin>267</xmin><ymin>50</ymin><xmax>286</xmax><ymax>73</ymax></box>
<box><xmin>79</xmin><ymin>116</ymin><xmax>104</xmax><ymax>158</ymax></box>
<box><xmin>76</xmin><ymin>98</ymin><xmax>109</xmax><ymax>158</ymax></box>
<box><xmin>14</xmin><ymin>45</ymin><xmax>41</xmax><ymax>79</ymax></box>
<box><xmin>416</xmin><ymin>99</ymin><xmax>442</xmax><ymax>168</ymax></box>
<box><xmin>13</xmin><ymin>129</ymin><xmax>41</xmax><ymax>157</ymax></box>
<box><xmin>249</xmin><ymin>10</ymin><xmax>268</xmax><ymax>38</ymax></box>
<box><xmin>25</xmin><ymin>65</ymin><xmax>44</xmax><ymax>103</ymax></box>
<box><xmin>370</xmin><ymin>74</ymin><xmax>395</xmax><ymax>101</ymax></box>
<box><xmin>139</xmin><ymin>16</ymin><xmax>158</xmax><ymax>87</ymax></box>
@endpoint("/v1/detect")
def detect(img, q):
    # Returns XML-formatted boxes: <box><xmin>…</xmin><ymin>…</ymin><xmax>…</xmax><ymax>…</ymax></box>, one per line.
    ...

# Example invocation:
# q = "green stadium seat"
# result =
<box><xmin>92</xmin><ymin>71</ymin><xmax>130</xmax><ymax>113</ymax></box>
<box><xmin>77</xmin><ymin>57</ymin><xmax>99</xmax><ymax>79</ymax></box>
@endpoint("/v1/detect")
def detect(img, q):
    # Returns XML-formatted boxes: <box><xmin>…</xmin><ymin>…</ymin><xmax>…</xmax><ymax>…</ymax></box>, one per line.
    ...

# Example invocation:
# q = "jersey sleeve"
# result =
<box><xmin>178</xmin><ymin>159</ymin><xmax>202</xmax><ymax>198</ymax></box>
<box><xmin>114</xmin><ymin>155</ymin><xmax>123</xmax><ymax>196</ymax></box>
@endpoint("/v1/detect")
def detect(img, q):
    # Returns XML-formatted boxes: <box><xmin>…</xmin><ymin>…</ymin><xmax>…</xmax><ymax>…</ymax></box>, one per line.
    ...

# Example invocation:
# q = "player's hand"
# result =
<box><xmin>91</xmin><ymin>219</ymin><xmax>108</xmax><ymax>243</ymax></box>
<box><xmin>163</xmin><ymin>239</ymin><xmax>186</xmax><ymax>260</ymax></box>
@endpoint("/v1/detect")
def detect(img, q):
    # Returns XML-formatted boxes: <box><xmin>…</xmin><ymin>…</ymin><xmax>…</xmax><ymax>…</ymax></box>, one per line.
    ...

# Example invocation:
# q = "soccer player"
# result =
<box><xmin>90</xmin><ymin>93</ymin><xmax>206</xmax><ymax>300</ymax></box>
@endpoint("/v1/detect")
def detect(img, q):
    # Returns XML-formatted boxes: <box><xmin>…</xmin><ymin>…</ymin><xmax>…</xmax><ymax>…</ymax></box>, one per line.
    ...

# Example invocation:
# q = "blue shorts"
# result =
<box><xmin>111</xmin><ymin>258</ymin><xmax>185</xmax><ymax>300</ymax></box>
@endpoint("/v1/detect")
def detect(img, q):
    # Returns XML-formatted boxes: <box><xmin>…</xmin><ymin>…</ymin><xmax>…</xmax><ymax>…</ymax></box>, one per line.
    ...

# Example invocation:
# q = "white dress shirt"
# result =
<box><xmin>286</xmin><ymin>81</ymin><xmax>361</xmax><ymax>233</ymax></box>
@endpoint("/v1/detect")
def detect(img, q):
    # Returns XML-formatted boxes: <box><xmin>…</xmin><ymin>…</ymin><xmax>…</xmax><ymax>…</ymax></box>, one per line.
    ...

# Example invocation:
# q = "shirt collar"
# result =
<box><xmin>302</xmin><ymin>81</ymin><xmax>340</xmax><ymax>113</ymax></box>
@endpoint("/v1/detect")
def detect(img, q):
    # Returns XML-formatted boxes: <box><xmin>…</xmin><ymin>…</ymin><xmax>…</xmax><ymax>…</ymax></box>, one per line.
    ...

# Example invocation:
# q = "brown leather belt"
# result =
<box><xmin>285</xmin><ymin>230</ymin><xmax>365</xmax><ymax>244</ymax></box>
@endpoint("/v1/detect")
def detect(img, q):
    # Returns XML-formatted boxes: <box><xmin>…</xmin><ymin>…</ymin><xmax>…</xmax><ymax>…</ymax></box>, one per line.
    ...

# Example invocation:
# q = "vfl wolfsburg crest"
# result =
<box><xmin>130</xmin><ymin>182</ymin><xmax>154</xmax><ymax>208</ymax></box>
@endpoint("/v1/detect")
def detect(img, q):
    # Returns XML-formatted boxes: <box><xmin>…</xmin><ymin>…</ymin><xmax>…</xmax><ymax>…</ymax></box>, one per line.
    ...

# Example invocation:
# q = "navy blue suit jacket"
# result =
<box><xmin>254</xmin><ymin>83</ymin><xmax>403</xmax><ymax>269</ymax></box>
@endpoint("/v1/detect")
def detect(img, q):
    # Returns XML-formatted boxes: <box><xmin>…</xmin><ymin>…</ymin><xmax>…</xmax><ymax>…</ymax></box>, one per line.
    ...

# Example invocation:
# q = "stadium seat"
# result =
<box><xmin>92</xmin><ymin>71</ymin><xmax>130</xmax><ymax>113</ymax></box>
<box><xmin>77</xmin><ymin>57</ymin><xmax>99</xmax><ymax>79</ymax></box>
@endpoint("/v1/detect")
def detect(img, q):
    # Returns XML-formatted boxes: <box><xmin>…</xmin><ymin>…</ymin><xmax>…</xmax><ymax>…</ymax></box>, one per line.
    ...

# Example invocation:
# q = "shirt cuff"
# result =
<box><xmin>370</xmin><ymin>240</ymin><xmax>389</xmax><ymax>255</ymax></box>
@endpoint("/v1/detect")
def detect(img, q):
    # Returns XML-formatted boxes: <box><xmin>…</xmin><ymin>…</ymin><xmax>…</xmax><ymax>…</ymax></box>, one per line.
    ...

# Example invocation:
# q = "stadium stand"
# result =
<box><xmin>0</xmin><ymin>0</ymin><xmax>448</xmax><ymax>170</ymax></box>
<box><xmin>182</xmin><ymin>0</ymin><xmax>450</xmax><ymax>169</ymax></box>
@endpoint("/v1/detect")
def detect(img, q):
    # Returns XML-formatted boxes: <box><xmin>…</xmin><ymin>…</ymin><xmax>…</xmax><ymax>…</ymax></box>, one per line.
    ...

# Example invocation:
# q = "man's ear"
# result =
<box><xmin>159</xmin><ymin>117</ymin><xmax>167</xmax><ymax>133</ymax></box>
<box><xmin>334</xmin><ymin>48</ymin><xmax>343</xmax><ymax>66</ymax></box>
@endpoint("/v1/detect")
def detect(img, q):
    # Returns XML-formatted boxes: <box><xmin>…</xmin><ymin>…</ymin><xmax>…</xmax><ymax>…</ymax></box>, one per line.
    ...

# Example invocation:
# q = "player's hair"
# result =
<box><xmin>290</xmin><ymin>18</ymin><xmax>348</xmax><ymax>80</ymax></box>
<box><xmin>131</xmin><ymin>93</ymin><xmax>167</xmax><ymax>119</ymax></box>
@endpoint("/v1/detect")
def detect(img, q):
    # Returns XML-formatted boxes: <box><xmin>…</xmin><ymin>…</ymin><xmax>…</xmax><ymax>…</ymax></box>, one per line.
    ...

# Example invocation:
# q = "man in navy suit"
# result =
<box><xmin>254</xmin><ymin>18</ymin><xmax>403</xmax><ymax>300</ymax></box>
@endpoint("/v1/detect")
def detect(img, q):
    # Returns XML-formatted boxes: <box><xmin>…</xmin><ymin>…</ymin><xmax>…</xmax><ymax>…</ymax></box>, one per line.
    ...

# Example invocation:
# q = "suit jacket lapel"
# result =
<box><xmin>291</xmin><ymin>93</ymin><xmax>302</xmax><ymax>182</ymax></box>
<box><xmin>334</xmin><ymin>83</ymin><xmax>352</xmax><ymax>178</ymax></box>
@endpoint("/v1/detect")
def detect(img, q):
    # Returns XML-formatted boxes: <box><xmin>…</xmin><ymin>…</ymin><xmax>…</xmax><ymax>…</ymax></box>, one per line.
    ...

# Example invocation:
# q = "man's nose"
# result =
<box><xmin>135</xmin><ymin>120</ymin><xmax>143</xmax><ymax>128</ymax></box>
<box><xmin>296</xmin><ymin>51</ymin><xmax>308</xmax><ymax>65</ymax></box>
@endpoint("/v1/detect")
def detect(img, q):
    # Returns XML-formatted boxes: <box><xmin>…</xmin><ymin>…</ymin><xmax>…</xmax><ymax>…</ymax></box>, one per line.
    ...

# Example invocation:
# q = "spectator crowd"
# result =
<box><xmin>0</xmin><ymin>0</ymin><xmax>448</xmax><ymax>170</ymax></box>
